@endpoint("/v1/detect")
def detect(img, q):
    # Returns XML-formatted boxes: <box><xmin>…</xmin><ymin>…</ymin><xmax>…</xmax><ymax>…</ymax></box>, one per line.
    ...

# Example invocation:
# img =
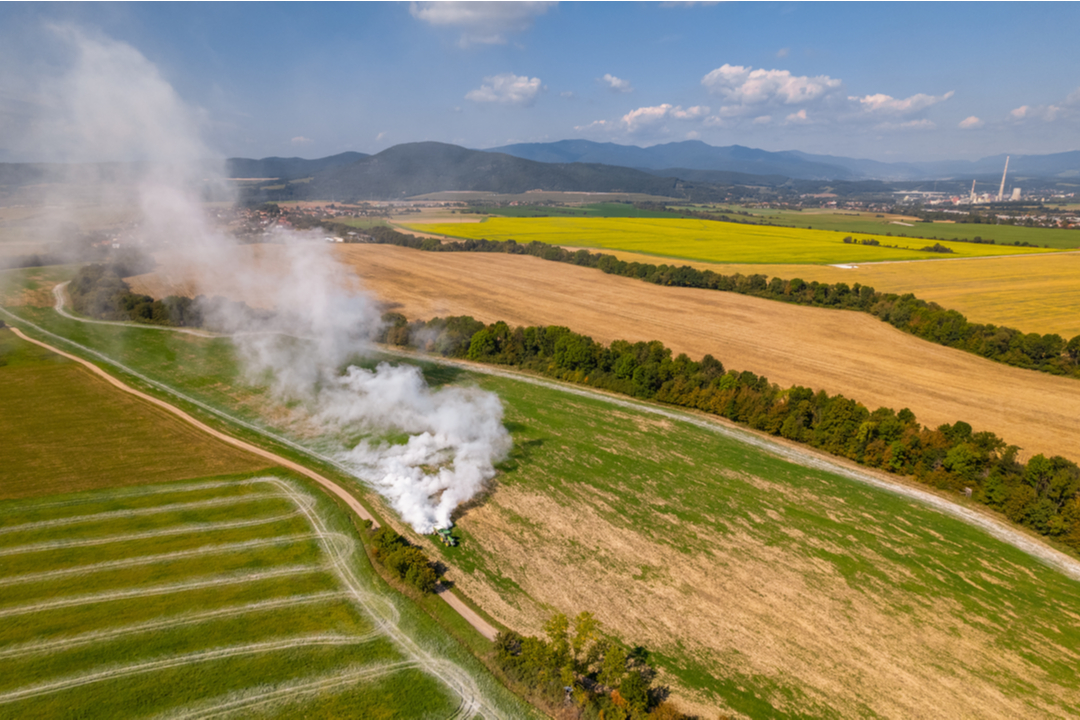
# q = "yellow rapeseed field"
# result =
<box><xmin>408</xmin><ymin>217</ymin><xmax>1061</xmax><ymax>265</ymax></box>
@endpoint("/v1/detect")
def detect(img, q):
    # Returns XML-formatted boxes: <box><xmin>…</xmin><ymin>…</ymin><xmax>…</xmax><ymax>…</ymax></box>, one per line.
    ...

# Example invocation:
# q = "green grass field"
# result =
<box><xmin>709</xmin><ymin>206</ymin><xmax>1080</xmax><ymax>249</ymax></box>
<box><xmin>0</xmin><ymin>474</ymin><xmax>465</xmax><ymax>718</ymax></box>
<box><xmin>436</xmin><ymin>375</ymin><xmax>1080</xmax><ymax>719</ymax></box>
<box><xmin>408</xmin><ymin>216</ymin><xmax>1064</xmax><ymax>265</ymax></box>
<box><xmin>5</xmin><ymin>269</ymin><xmax>1080</xmax><ymax>718</ymax></box>
<box><xmin>0</xmin><ymin>282</ymin><xmax>541</xmax><ymax>719</ymax></box>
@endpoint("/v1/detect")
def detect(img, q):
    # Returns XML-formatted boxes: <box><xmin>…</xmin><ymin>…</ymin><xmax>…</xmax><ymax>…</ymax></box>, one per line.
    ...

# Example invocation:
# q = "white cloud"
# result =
<box><xmin>376</xmin><ymin>131</ymin><xmax>387</xmax><ymax>141</ymax></box>
<box><xmin>702</xmin><ymin>64</ymin><xmax>842</xmax><ymax>106</ymax></box>
<box><xmin>600</xmin><ymin>73</ymin><xmax>633</xmax><ymax>93</ymax></box>
<box><xmin>786</xmin><ymin>109</ymin><xmax>809</xmax><ymax>124</ymax></box>
<box><xmin>1008</xmin><ymin>88</ymin><xmax>1080</xmax><ymax>123</ymax></box>
<box><xmin>753</xmin><ymin>115</ymin><xmax>772</xmax><ymax>125</ymax></box>
<box><xmin>776</xmin><ymin>47</ymin><xmax>790</xmax><ymax>59</ymax></box>
<box><xmin>853</xmin><ymin>91</ymin><xmax>953</xmax><ymax>115</ymax></box>
<box><xmin>465</xmin><ymin>73</ymin><xmax>543</xmax><ymax>106</ymax></box>
<box><xmin>620</xmin><ymin>103</ymin><xmax>709</xmax><ymax>131</ymax></box>
<box><xmin>958</xmin><ymin>116</ymin><xmax>983</xmax><ymax>129</ymax></box>
<box><xmin>291</xmin><ymin>136</ymin><xmax>313</xmax><ymax>145</ymax></box>
<box><xmin>560</xmin><ymin>90</ymin><xmax>575</xmax><ymax>99</ymax></box>
<box><xmin>410</xmin><ymin>1</ymin><xmax>555</xmax><ymax>46</ymax></box>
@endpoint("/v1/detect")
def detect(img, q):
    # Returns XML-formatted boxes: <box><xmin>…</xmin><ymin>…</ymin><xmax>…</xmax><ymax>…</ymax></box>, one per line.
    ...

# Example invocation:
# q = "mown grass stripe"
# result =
<box><xmin>0</xmin><ymin>565</ymin><xmax>325</xmax><ymax>619</ymax></box>
<box><xmin>156</xmin><ymin>661</ymin><xmax>420</xmax><ymax>720</ymax></box>
<box><xmin>0</xmin><ymin>511</ymin><xmax>304</xmax><ymax>558</ymax></box>
<box><xmin>0</xmin><ymin>591</ymin><xmax>350</xmax><ymax>660</ymax></box>
<box><xmin>3</xmin><ymin>477</ymin><xmax>278</xmax><ymax>514</ymax></box>
<box><xmin>0</xmin><ymin>493</ymin><xmax>297</xmax><ymax>535</ymax></box>
<box><xmin>0</xmin><ymin>634</ymin><xmax>382</xmax><ymax>704</ymax></box>
<box><xmin>3</xmin><ymin>533</ymin><xmax>324</xmax><ymax>587</ymax></box>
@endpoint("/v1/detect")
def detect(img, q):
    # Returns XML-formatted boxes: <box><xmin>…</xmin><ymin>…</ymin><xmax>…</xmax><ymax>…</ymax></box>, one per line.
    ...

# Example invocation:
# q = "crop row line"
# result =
<box><xmin>0</xmin><ymin>493</ymin><xmax>298</xmax><ymax>536</ymax></box>
<box><xmin>0</xmin><ymin>633</ymin><xmax>382</xmax><ymax>705</ymax></box>
<box><xmin>0</xmin><ymin>591</ymin><xmax>349</xmax><ymax>660</ymax></box>
<box><xmin>0</xmin><ymin>564</ymin><xmax>326</xmax><ymax>619</ymax></box>
<box><xmin>3</xmin><ymin>533</ymin><xmax>323</xmax><ymax>587</ymax></box>
<box><xmin>3</xmin><ymin>477</ymin><xmax>278</xmax><ymax>514</ymax></box>
<box><xmin>0</xmin><ymin>509</ymin><xmax>303</xmax><ymax>558</ymax></box>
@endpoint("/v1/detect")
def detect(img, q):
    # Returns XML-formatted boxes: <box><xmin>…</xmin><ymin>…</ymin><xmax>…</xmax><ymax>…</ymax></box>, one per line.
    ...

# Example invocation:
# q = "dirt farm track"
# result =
<box><xmin>129</xmin><ymin>243</ymin><xmax>1080</xmax><ymax>464</ymax></box>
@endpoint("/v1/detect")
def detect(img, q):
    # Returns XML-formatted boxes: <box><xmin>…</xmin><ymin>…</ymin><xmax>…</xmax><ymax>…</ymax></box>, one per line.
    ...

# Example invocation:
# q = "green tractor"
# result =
<box><xmin>435</xmin><ymin>526</ymin><xmax>458</xmax><ymax>547</ymax></box>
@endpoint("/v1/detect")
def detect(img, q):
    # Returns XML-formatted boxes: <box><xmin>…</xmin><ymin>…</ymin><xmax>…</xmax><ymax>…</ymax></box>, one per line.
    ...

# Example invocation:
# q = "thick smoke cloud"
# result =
<box><xmin>18</xmin><ymin>27</ymin><xmax>509</xmax><ymax>532</ymax></box>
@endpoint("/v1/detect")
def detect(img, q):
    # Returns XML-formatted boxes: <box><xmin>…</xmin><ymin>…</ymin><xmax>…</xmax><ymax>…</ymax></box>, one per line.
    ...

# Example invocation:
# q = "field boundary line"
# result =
<box><xmin>0</xmin><ymin>591</ymin><xmax>350</xmax><ymax>660</ymax></box>
<box><xmin>3</xmin><ymin>533</ymin><xmax>323</xmax><ymax>587</ymax></box>
<box><xmin>0</xmin><ymin>511</ymin><xmax>304</xmax><ymax>557</ymax></box>
<box><xmin>0</xmin><ymin>493</ymin><xmax>293</xmax><ymax>535</ymax></box>
<box><xmin>0</xmin><ymin>564</ymin><xmax>325</xmax><ymax>619</ymax></box>
<box><xmin>0</xmin><ymin>634</ymin><xmax>382</xmax><ymax>705</ymax></box>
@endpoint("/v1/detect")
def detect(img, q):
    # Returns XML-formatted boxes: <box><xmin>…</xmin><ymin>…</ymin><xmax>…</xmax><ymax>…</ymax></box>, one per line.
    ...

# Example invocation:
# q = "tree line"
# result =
<box><xmin>368</xmin><ymin>524</ymin><xmax>439</xmax><ymax>594</ymax></box>
<box><xmin>378</xmin><ymin>314</ymin><xmax>1080</xmax><ymax>553</ymax></box>
<box><xmin>333</xmin><ymin>224</ymin><xmax>1080</xmax><ymax>379</ymax></box>
<box><xmin>67</xmin><ymin>262</ymin><xmax>262</xmax><ymax>329</ymax></box>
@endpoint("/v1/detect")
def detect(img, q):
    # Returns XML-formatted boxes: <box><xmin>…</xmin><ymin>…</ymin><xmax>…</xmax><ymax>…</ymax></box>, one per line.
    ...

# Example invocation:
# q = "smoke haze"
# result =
<box><xmin>10</xmin><ymin>27</ymin><xmax>509</xmax><ymax>532</ymax></box>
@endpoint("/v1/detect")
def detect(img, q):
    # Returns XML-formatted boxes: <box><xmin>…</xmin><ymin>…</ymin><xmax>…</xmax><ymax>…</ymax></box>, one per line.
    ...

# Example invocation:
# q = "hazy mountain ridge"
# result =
<box><xmin>488</xmin><ymin>140</ymin><xmax>1080</xmax><ymax>181</ymax></box>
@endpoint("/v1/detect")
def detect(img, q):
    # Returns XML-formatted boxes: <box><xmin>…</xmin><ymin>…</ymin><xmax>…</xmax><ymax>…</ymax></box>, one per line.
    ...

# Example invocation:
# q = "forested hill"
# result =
<box><xmin>297</xmin><ymin>142</ymin><xmax>710</xmax><ymax>201</ymax></box>
<box><xmin>224</xmin><ymin>152</ymin><xmax>367</xmax><ymax>180</ymax></box>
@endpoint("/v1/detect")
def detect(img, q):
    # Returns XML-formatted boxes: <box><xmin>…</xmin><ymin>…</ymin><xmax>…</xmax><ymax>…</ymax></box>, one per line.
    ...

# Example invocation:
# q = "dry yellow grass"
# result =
<box><xmin>128</xmin><ymin>243</ymin><xmax>1080</xmax><ymax>462</ymax></box>
<box><xmin>587</xmin><ymin>248</ymin><xmax>1080</xmax><ymax>339</ymax></box>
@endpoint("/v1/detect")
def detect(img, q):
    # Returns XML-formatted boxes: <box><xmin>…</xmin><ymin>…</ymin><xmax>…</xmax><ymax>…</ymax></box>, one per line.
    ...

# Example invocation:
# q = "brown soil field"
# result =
<box><xmin>582</xmin><ymin>248</ymin><xmax>1080</xmax><ymax>339</ymax></box>
<box><xmin>128</xmin><ymin>243</ymin><xmax>1080</xmax><ymax>463</ymax></box>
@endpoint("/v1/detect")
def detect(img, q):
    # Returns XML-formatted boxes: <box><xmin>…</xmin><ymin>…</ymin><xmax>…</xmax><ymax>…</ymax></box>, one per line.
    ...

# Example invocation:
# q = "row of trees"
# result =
<box><xmin>369</xmin><ymin>525</ymin><xmax>439</xmax><ymax>594</ymax></box>
<box><xmin>495</xmin><ymin>612</ymin><xmax>688</xmax><ymax>720</ymax></box>
<box><xmin>341</xmin><ymin>224</ymin><xmax>1080</xmax><ymax>378</ymax></box>
<box><xmin>67</xmin><ymin>263</ymin><xmax>263</xmax><ymax>330</ymax></box>
<box><xmin>378</xmin><ymin>314</ymin><xmax>1080</xmax><ymax>552</ymax></box>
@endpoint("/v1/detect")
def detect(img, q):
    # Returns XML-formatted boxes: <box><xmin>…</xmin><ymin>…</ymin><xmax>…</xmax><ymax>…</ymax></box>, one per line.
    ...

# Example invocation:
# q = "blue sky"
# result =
<box><xmin>2</xmin><ymin>2</ymin><xmax>1078</xmax><ymax>163</ymax></box>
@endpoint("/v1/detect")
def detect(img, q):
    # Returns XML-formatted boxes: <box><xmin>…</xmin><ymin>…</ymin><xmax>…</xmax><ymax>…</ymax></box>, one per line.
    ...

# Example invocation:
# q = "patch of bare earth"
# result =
<box><xmin>456</xmin><ymin>485</ymin><xmax>1074</xmax><ymax>719</ymax></box>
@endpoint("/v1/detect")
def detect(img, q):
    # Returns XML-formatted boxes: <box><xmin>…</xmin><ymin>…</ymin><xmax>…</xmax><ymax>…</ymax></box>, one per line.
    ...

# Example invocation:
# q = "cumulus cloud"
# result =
<box><xmin>959</xmin><ymin>115</ymin><xmax>984</xmax><ymax>129</ymax></box>
<box><xmin>620</xmin><ymin>103</ymin><xmax>709</xmax><ymax>131</ymax></box>
<box><xmin>1009</xmin><ymin>88</ymin><xmax>1080</xmax><ymax>123</ymax></box>
<box><xmin>698</xmin><ymin>63</ymin><xmax>952</xmax><ymax>131</ymax></box>
<box><xmin>290</xmin><ymin>136</ymin><xmax>313</xmax><ymax>145</ymax></box>
<box><xmin>753</xmin><ymin>115</ymin><xmax>772</xmax><ymax>125</ymax></box>
<box><xmin>702</xmin><ymin>64</ymin><xmax>843</xmax><ymax>106</ymax></box>
<box><xmin>465</xmin><ymin>73</ymin><xmax>543</xmax><ymax>105</ymax></box>
<box><xmin>410</xmin><ymin>1</ymin><xmax>555</xmax><ymax>46</ymax></box>
<box><xmin>600</xmin><ymin>73</ymin><xmax>633</xmax><ymax>93</ymax></box>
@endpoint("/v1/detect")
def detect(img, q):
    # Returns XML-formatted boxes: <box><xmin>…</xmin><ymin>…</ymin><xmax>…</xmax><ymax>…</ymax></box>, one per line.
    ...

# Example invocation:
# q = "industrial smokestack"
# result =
<box><xmin>997</xmin><ymin>156</ymin><xmax>1010</xmax><ymax>202</ymax></box>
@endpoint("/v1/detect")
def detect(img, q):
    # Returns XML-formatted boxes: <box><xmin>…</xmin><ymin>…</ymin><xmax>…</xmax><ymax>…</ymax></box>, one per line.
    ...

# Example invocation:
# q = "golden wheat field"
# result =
<box><xmin>582</xmin><ymin>248</ymin><xmax>1080</xmax><ymax>339</ymax></box>
<box><xmin>128</xmin><ymin>243</ymin><xmax>1080</xmax><ymax>464</ymax></box>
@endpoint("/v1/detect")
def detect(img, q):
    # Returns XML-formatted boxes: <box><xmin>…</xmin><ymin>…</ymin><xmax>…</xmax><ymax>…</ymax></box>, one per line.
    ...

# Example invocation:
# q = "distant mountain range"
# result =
<box><xmin>229</xmin><ymin>142</ymin><xmax>716</xmax><ymax>201</ymax></box>
<box><xmin>487</xmin><ymin>140</ymin><xmax>1080</xmax><ymax>182</ymax></box>
<box><xmin>3</xmin><ymin>141</ymin><xmax>1076</xmax><ymax>204</ymax></box>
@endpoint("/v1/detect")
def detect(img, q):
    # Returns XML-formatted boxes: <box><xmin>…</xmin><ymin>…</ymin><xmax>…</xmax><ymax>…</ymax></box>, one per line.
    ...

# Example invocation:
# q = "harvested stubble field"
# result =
<box><xmin>576</xmin><ymin>247</ymin><xmax>1080</xmax><ymax>339</ymax></box>
<box><xmin>437</xmin><ymin>375</ymin><xmax>1080</xmax><ymax>719</ymax></box>
<box><xmin>0</xmin><ymin>476</ymin><xmax>460</xmax><ymax>718</ymax></box>
<box><xmin>407</xmin><ymin>216</ymin><xmax>1062</xmax><ymax>264</ymax></box>
<box><xmin>128</xmin><ymin>243</ymin><xmax>1080</xmax><ymax>463</ymax></box>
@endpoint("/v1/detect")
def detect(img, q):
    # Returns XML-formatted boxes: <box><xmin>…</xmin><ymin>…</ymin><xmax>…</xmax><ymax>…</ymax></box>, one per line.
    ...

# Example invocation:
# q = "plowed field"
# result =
<box><xmin>128</xmin><ymin>243</ymin><xmax>1080</xmax><ymax>463</ymax></box>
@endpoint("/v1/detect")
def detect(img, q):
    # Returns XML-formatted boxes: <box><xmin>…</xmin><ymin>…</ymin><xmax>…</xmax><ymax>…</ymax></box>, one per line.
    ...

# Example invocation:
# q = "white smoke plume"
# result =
<box><xmin>11</xmin><ymin>27</ymin><xmax>510</xmax><ymax>532</ymax></box>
